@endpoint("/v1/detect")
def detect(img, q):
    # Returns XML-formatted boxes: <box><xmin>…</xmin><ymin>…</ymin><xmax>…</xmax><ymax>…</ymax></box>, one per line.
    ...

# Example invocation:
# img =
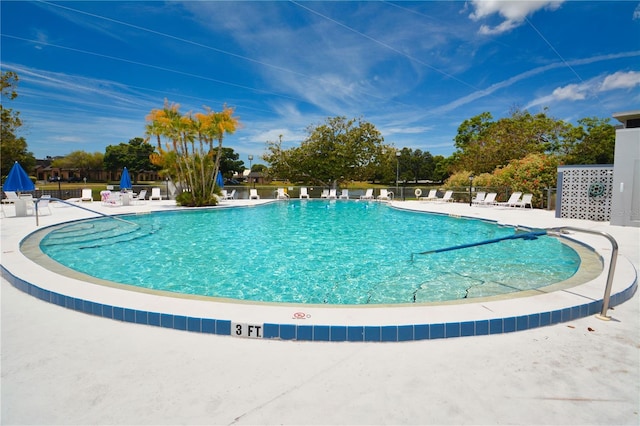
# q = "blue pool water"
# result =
<box><xmin>39</xmin><ymin>200</ymin><xmax>581</xmax><ymax>304</ymax></box>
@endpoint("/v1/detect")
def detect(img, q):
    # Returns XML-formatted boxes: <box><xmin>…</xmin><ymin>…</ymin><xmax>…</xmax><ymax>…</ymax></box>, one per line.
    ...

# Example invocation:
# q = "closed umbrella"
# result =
<box><xmin>216</xmin><ymin>171</ymin><xmax>224</xmax><ymax>188</ymax></box>
<box><xmin>119</xmin><ymin>167</ymin><xmax>132</xmax><ymax>190</ymax></box>
<box><xmin>3</xmin><ymin>161</ymin><xmax>35</xmax><ymax>192</ymax></box>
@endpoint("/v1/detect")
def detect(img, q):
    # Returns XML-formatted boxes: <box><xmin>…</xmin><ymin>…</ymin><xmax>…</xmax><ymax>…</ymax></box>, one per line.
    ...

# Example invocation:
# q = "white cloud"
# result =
<box><xmin>525</xmin><ymin>69</ymin><xmax>640</xmax><ymax>110</ymax></box>
<box><xmin>634</xmin><ymin>3</ymin><xmax>640</xmax><ymax>20</ymax></box>
<box><xmin>552</xmin><ymin>84</ymin><xmax>587</xmax><ymax>101</ymax></box>
<box><xmin>469</xmin><ymin>0</ymin><xmax>564</xmax><ymax>35</ymax></box>
<box><xmin>600</xmin><ymin>70</ymin><xmax>640</xmax><ymax>91</ymax></box>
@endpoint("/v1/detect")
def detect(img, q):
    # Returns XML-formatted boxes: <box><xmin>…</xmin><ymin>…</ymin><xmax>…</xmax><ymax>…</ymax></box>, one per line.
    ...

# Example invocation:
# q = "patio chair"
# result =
<box><xmin>133</xmin><ymin>189</ymin><xmax>147</xmax><ymax>204</ymax></box>
<box><xmin>276</xmin><ymin>188</ymin><xmax>289</xmax><ymax>199</ymax></box>
<box><xmin>339</xmin><ymin>189</ymin><xmax>349</xmax><ymax>200</ymax></box>
<box><xmin>420</xmin><ymin>189</ymin><xmax>438</xmax><ymax>201</ymax></box>
<box><xmin>513</xmin><ymin>193</ymin><xmax>533</xmax><ymax>208</ymax></box>
<box><xmin>496</xmin><ymin>192</ymin><xmax>522</xmax><ymax>207</ymax></box>
<box><xmin>438</xmin><ymin>190</ymin><xmax>454</xmax><ymax>202</ymax></box>
<box><xmin>35</xmin><ymin>197</ymin><xmax>52</xmax><ymax>215</ymax></box>
<box><xmin>471</xmin><ymin>191</ymin><xmax>486</xmax><ymax>205</ymax></box>
<box><xmin>299</xmin><ymin>187</ymin><xmax>310</xmax><ymax>199</ymax></box>
<box><xmin>249</xmin><ymin>189</ymin><xmax>260</xmax><ymax>199</ymax></box>
<box><xmin>328</xmin><ymin>189</ymin><xmax>337</xmax><ymax>199</ymax></box>
<box><xmin>223</xmin><ymin>189</ymin><xmax>236</xmax><ymax>200</ymax></box>
<box><xmin>477</xmin><ymin>192</ymin><xmax>497</xmax><ymax>206</ymax></box>
<box><xmin>80</xmin><ymin>188</ymin><xmax>93</xmax><ymax>202</ymax></box>
<box><xmin>1</xmin><ymin>191</ymin><xmax>19</xmax><ymax>215</ymax></box>
<box><xmin>149</xmin><ymin>187</ymin><xmax>162</xmax><ymax>200</ymax></box>
<box><xmin>360</xmin><ymin>189</ymin><xmax>374</xmax><ymax>200</ymax></box>
<box><xmin>377</xmin><ymin>189</ymin><xmax>393</xmax><ymax>201</ymax></box>
<box><xmin>320</xmin><ymin>189</ymin><xmax>329</xmax><ymax>199</ymax></box>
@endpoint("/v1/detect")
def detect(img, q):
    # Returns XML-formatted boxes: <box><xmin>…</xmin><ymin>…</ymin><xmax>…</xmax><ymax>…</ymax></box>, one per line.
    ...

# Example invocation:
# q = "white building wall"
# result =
<box><xmin>610</xmin><ymin>111</ymin><xmax>640</xmax><ymax>227</ymax></box>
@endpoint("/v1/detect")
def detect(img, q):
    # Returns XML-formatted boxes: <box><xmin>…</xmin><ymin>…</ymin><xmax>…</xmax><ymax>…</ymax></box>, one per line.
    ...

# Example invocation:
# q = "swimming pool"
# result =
<box><xmin>38</xmin><ymin>200</ymin><xmax>581</xmax><ymax>304</ymax></box>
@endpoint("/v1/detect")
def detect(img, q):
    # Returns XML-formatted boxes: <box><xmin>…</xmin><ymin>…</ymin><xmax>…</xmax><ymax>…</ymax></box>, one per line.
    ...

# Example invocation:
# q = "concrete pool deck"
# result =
<box><xmin>1</xmin><ymin>198</ymin><xmax>639</xmax><ymax>424</ymax></box>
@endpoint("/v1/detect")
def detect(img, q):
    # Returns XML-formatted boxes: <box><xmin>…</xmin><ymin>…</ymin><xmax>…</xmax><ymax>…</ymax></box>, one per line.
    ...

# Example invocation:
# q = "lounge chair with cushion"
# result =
<box><xmin>377</xmin><ymin>189</ymin><xmax>393</xmax><ymax>201</ymax></box>
<box><xmin>100</xmin><ymin>190</ymin><xmax>121</xmax><ymax>206</ymax></box>
<box><xmin>299</xmin><ymin>187</ymin><xmax>310</xmax><ymax>199</ymax></box>
<box><xmin>339</xmin><ymin>189</ymin><xmax>349</xmax><ymax>200</ymax></box>
<box><xmin>80</xmin><ymin>188</ymin><xmax>93</xmax><ymax>202</ymax></box>
<box><xmin>320</xmin><ymin>189</ymin><xmax>329</xmax><ymax>199</ymax></box>
<box><xmin>328</xmin><ymin>189</ymin><xmax>337</xmax><ymax>199</ymax></box>
<box><xmin>249</xmin><ymin>189</ymin><xmax>260</xmax><ymax>199</ymax></box>
<box><xmin>149</xmin><ymin>187</ymin><xmax>162</xmax><ymax>200</ymax></box>
<box><xmin>496</xmin><ymin>192</ymin><xmax>522</xmax><ymax>207</ymax></box>
<box><xmin>360</xmin><ymin>189</ymin><xmax>374</xmax><ymax>200</ymax></box>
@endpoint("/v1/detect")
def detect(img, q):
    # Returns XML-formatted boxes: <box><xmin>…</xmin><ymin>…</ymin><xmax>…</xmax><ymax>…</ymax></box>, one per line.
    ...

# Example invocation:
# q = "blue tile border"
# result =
<box><xmin>1</xmin><ymin>264</ymin><xmax>637</xmax><ymax>342</ymax></box>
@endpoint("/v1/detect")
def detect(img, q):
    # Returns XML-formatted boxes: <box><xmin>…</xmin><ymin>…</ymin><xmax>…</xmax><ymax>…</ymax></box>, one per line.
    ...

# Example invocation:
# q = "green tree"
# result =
<box><xmin>398</xmin><ymin>148</ymin><xmax>434</xmax><ymax>183</ymax></box>
<box><xmin>432</xmin><ymin>155</ymin><xmax>452</xmax><ymax>182</ymax></box>
<box><xmin>561</xmin><ymin>117</ymin><xmax>615</xmax><ymax>164</ymax></box>
<box><xmin>452</xmin><ymin>108</ymin><xmax>570</xmax><ymax>174</ymax></box>
<box><xmin>218</xmin><ymin>147</ymin><xmax>245</xmax><ymax>178</ymax></box>
<box><xmin>1</xmin><ymin>71</ymin><xmax>35</xmax><ymax>178</ymax></box>
<box><xmin>263</xmin><ymin>116</ymin><xmax>386</xmax><ymax>185</ymax></box>
<box><xmin>52</xmin><ymin>151</ymin><xmax>104</xmax><ymax>181</ymax></box>
<box><xmin>104</xmin><ymin>137</ymin><xmax>156</xmax><ymax>182</ymax></box>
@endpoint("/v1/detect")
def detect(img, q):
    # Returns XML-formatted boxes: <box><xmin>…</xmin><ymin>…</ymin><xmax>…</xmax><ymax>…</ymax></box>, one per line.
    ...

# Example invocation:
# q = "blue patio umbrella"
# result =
<box><xmin>216</xmin><ymin>171</ymin><xmax>224</xmax><ymax>188</ymax></box>
<box><xmin>3</xmin><ymin>161</ymin><xmax>35</xmax><ymax>192</ymax></box>
<box><xmin>119</xmin><ymin>167</ymin><xmax>132</xmax><ymax>190</ymax></box>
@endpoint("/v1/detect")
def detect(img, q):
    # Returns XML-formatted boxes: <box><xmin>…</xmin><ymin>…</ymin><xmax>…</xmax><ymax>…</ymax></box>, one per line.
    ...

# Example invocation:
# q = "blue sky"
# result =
<box><xmin>2</xmin><ymin>1</ymin><xmax>639</xmax><ymax>162</ymax></box>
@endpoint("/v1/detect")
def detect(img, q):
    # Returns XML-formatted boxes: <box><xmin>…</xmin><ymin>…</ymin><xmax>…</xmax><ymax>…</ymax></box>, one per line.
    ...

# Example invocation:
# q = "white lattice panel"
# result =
<box><xmin>559</xmin><ymin>166</ymin><xmax>613</xmax><ymax>221</ymax></box>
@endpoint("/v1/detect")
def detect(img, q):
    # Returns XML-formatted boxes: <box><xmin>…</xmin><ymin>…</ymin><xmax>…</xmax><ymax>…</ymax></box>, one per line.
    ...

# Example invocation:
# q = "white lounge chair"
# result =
<box><xmin>438</xmin><ymin>190</ymin><xmax>454</xmax><ymax>202</ymax></box>
<box><xmin>420</xmin><ymin>189</ymin><xmax>438</xmax><ymax>201</ymax></box>
<box><xmin>299</xmin><ymin>187</ymin><xmax>310</xmax><ymax>199</ymax></box>
<box><xmin>497</xmin><ymin>192</ymin><xmax>522</xmax><ymax>207</ymax></box>
<box><xmin>149</xmin><ymin>187</ymin><xmax>162</xmax><ymax>200</ymax></box>
<box><xmin>80</xmin><ymin>188</ymin><xmax>93</xmax><ymax>202</ymax></box>
<box><xmin>133</xmin><ymin>189</ymin><xmax>147</xmax><ymax>204</ymax></box>
<box><xmin>276</xmin><ymin>188</ymin><xmax>289</xmax><ymax>199</ymax></box>
<box><xmin>1</xmin><ymin>191</ymin><xmax>19</xmax><ymax>204</ymax></box>
<box><xmin>339</xmin><ymin>189</ymin><xmax>349</xmax><ymax>200</ymax></box>
<box><xmin>513</xmin><ymin>193</ymin><xmax>533</xmax><ymax>208</ymax></box>
<box><xmin>1</xmin><ymin>191</ymin><xmax>19</xmax><ymax>216</ymax></box>
<box><xmin>249</xmin><ymin>189</ymin><xmax>260</xmax><ymax>199</ymax></box>
<box><xmin>223</xmin><ymin>189</ymin><xmax>236</xmax><ymax>200</ymax></box>
<box><xmin>471</xmin><ymin>191</ymin><xmax>486</xmax><ymax>205</ymax></box>
<box><xmin>35</xmin><ymin>196</ymin><xmax>52</xmax><ymax>215</ymax></box>
<box><xmin>360</xmin><ymin>189</ymin><xmax>374</xmax><ymax>200</ymax></box>
<box><xmin>377</xmin><ymin>189</ymin><xmax>393</xmax><ymax>201</ymax></box>
<box><xmin>477</xmin><ymin>192</ymin><xmax>497</xmax><ymax>206</ymax></box>
<box><xmin>328</xmin><ymin>189</ymin><xmax>337</xmax><ymax>199</ymax></box>
<box><xmin>320</xmin><ymin>189</ymin><xmax>329</xmax><ymax>199</ymax></box>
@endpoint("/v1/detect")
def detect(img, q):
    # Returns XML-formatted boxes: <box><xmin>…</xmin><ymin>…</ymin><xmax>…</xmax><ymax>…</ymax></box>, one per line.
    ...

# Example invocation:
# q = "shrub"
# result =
<box><xmin>493</xmin><ymin>153</ymin><xmax>558</xmax><ymax>207</ymax></box>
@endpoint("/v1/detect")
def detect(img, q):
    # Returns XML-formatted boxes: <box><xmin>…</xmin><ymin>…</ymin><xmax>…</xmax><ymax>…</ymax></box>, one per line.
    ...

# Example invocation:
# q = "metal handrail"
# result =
<box><xmin>547</xmin><ymin>226</ymin><xmax>618</xmax><ymax>320</ymax></box>
<box><xmin>33</xmin><ymin>197</ymin><xmax>138</xmax><ymax>227</ymax></box>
